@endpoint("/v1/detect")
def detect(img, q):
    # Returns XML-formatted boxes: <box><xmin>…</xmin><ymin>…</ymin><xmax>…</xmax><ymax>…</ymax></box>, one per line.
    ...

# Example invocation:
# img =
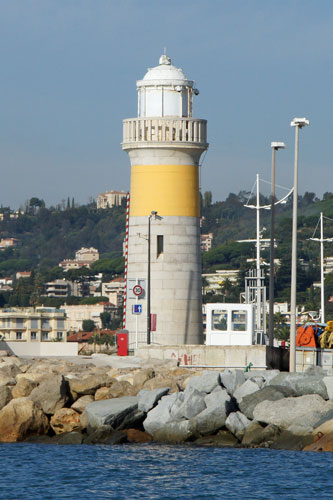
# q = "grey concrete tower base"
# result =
<box><xmin>126</xmin><ymin>216</ymin><xmax>203</xmax><ymax>348</ymax></box>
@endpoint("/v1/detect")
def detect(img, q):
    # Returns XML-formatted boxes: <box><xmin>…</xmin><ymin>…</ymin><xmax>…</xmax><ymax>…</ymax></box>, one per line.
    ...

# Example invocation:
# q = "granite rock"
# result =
<box><xmin>220</xmin><ymin>369</ymin><xmax>246</xmax><ymax>396</ymax></box>
<box><xmin>29</xmin><ymin>375</ymin><xmax>68</xmax><ymax>415</ymax></box>
<box><xmin>225</xmin><ymin>411</ymin><xmax>252</xmax><ymax>440</ymax></box>
<box><xmin>239</xmin><ymin>385</ymin><xmax>296</xmax><ymax>419</ymax></box>
<box><xmin>185</xmin><ymin>371</ymin><xmax>221</xmax><ymax>394</ymax></box>
<box><xmin>0</xmin><ymin>397</ymin><xmax>49</xmax><ymax>442</ymax></box>
<box><xmin>253</xmin><ymin>394</ymin><xmax>333</xmax><ymax>430</ymax></box>
<box><xmin>138</xmin><ymin>387</ymin><xmax>170</xmax><ymax>413</ymax></box>
<box><xmin>85</xmin><ymin>396</ymin><xmax>142</xmax><ymax>431</ymax></box>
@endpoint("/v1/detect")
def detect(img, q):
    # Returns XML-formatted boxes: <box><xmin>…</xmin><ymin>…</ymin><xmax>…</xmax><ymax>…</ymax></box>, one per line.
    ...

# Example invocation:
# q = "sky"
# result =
<box><xmin>1</xmin><ymin>0</ymin><xmax>333</xmax><ymax>209</ymax></box>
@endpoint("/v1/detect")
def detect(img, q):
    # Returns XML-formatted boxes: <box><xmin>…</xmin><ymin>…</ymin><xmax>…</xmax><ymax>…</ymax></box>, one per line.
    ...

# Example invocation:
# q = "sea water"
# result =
<box><xmin>1</xmin><ymin>443</ymin><xmax>332</xmax><ymax>500</ymax></box>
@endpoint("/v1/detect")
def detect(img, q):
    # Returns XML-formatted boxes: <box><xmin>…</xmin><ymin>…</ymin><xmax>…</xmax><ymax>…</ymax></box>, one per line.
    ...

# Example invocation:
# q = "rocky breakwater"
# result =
<box><xmin>0</xmin><ymin>354</ymin><xmax>194</xmax><ymax>444</ymax></box>
<box><xmin>1</xmin><ymin>354</ymin><xmax>333</xmax><ymax>451</ymax></box>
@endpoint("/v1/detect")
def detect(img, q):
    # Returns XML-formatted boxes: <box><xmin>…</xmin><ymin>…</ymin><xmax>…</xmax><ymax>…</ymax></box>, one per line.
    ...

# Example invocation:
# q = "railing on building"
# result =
<box><xmin>123</xmin><ymin>117</ymin><xmax>207</xmax><ymax>146</ymax></box>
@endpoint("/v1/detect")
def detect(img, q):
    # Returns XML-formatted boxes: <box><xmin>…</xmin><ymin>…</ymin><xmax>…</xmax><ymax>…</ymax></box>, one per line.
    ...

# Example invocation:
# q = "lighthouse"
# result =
<box><xmin>122</xmin><ymin>54</ymin><xmax>208</xmax><ymax>347</ymax></box>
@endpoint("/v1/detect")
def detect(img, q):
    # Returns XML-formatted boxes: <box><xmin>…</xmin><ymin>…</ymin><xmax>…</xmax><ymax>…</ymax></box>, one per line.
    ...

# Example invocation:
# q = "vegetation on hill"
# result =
<box><xmin>0</xmin><ymin>190</ymin><xmax>333</xmax><ymax>318</ymax></box>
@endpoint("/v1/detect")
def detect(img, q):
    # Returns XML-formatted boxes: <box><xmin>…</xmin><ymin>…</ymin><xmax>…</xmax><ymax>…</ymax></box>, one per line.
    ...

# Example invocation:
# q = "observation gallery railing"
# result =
<box><xmin>123</xmin><ymin>117</ymin><xmax>207</xmax><ymax>146</ymax></box>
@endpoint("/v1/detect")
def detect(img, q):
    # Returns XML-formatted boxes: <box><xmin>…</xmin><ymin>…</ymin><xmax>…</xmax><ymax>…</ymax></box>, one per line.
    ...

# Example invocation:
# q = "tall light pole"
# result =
<box><xmin>289</xmin><ymin>117</ymin><xmax>309</xmax><ymax>372</ymax></box>
<box><xmin>147</xmin><ymin>211</ymin><xmax>162</xmax><ymax>345</ymax></box>
<box><xmin>269</xmin><ymin>142</ymin><xmax>286</xmax><ymax>347</ymax></box>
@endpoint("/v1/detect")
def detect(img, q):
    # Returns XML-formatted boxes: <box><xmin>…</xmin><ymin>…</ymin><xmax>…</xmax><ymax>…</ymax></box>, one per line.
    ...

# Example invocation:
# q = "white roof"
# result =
<box><xmin>138</xmin><ymin>54</ymin><xmax>192</xmax><ymax>87</ymax></box>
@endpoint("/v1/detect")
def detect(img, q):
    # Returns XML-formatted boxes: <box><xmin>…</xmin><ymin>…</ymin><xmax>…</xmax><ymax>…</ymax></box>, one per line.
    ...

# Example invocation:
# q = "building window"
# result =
<box><xmin>42</xmin><ymin>319</ymin><xmax>50</xmax><ymax>330</ymax></box>
<box><xmin>16</xmin><ymin>318</ymin><xmax>24</xmax><ymax>328</ymax></box>
<box><xmin>16</xmin><ymin>332</ymin><xmax>22</xmax><ymax>340</ymax></box>
<box><xmin>157</xmin><ymin>235</ymin><xmax>164</xmax><ymax>257</ymax></box>
<box><xmin>42</xmin><ymin>332</ymin><xmax>49</xmax><ymax>341</ymax></box>
<box><xmin>31</xmin><ymin>319</ymin><xmax>38</xmax><ymax>329</ymax></box>
<box><xmin>57</xmin><ymin>332</ymin><xmax>63</xmax><ymax>340</ymax></box>
<box><xmin>212</xmin><ymin>310</ymin><xmax>228</xmax><ymax>331</ymax></box>
<box><xmin>57</xmin><ymin>319</ymin><xmax>65</xmax><ymax>329</ymax></box>
<box><xmin>31</xmin><ymin>332</ymin><xmax>37</xmax><ymax>340</ymax></box>
<box><xmin>231</xmin><ymin>310</ymin><xmax>247</xmax><ymax>332</ymax></box>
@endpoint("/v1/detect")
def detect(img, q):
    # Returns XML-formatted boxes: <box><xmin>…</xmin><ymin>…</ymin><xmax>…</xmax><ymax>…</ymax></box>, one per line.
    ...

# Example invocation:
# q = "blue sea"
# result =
<box><xmin>1</xmin><ymin>443</ymin><xmax>332</xmax><ymax>500</ymax></box>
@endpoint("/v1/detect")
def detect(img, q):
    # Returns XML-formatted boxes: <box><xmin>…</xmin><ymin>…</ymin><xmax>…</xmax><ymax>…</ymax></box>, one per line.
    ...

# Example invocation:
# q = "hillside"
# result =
<box><xmin>0</xmin><ymin>191</ymin><xmax>332</xmax><ymax>317</ymax></box>
<box><xmin>0</xmin><ymin>202</ymin><xmax>126</xmax><ymax>273</ymax></box>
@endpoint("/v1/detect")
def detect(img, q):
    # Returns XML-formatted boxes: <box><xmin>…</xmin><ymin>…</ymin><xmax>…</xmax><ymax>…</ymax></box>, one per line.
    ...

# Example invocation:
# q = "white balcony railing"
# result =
<box><xmin>123</xmin><ymin>117</ymin><xmax>207</xmax><ymax>147</ymax></box>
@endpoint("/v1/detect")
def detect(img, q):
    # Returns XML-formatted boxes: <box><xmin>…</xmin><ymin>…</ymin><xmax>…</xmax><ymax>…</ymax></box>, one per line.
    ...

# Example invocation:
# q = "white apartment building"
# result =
<box><xmin>200</xmin><ymin>233</ymin><xmax>213</xmax><ymax>252</ymax></box>
<box><xmin>43</xmin><ymin>279</ymin><xmax>84</xmax><ymax>298</ymax></box>
<box><xmin>0</xmin><ymin>307</ymin><xmax>67</xmax><ymax>342</ymax></box>
<box><xmin>75</xmin><ymin>247</ymin><xmax>99</xmax><ymax>262</ymax></box>
<box><xmin>97</xmin><ymin>190</ymin><xmax>127</xmax><ymax>209</ymax></box>
<box><xmin>324</xmin><ymin>256</ymin><xmax>333</xmax><ymax>275</ymax></box>
<box><xmin>63</xmin><ymin>302</ymin><xmax>115</xmax><ymax>332</ymax></box>
<box><xmin>202</xmin><ymin>269</ymin><xmax>239</xmax><ymax>294</ymax></box>
<box><xmin>59</xmin><ymin>247</ymin><xmax>99</xmax><ymax>271</ymax></box>
<box><xmin>101</xmin><ymin>278</ymin><xmax>125</xmax><ymax>307</ymax></box>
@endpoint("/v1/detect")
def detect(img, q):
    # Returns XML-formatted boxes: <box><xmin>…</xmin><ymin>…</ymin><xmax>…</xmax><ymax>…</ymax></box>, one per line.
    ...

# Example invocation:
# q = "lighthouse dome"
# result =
<box><xmin>137</xmin><ymin>54</ymin><xmax>196</xmax><ymax>118</ymax></box>
<box><xmin>142</xmin><ymin>54</ymin><xmax>188</xmax><ymax>83</ymax></box>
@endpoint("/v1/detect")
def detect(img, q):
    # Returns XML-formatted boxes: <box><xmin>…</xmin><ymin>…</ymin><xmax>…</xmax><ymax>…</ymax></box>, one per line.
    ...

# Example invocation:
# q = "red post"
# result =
<box><xmin>117</xmin><ymin>332</ymin><xmax>128</xmax><ymax>356</ymax></box>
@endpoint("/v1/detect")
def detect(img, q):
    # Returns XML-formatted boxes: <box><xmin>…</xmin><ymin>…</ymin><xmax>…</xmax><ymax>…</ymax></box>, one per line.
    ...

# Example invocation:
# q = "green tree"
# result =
<box><xmin>274</xmin><ymin>313</ymin><xmax>289</xmax><ymax>341</ymax></box>
<box><xmin>82</xmin><ymin>319</ymin><xmax>95</xmax><ymax>332</ymax></box>
<box><xmin>203</xmin><ymin>191</ymin><xmax>212</xmax><ymax>208</ymax></box>
<box><xmin>100</xmin><ymin>312</ymin><xmax>111</xmax><ymax>328</ymax></box>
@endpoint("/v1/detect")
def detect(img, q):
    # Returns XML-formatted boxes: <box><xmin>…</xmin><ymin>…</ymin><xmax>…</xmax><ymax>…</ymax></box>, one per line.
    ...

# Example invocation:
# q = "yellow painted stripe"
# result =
<box><xmin>130</xmin><ymin>164</ymin><xmax>199</xmax><ymax>217</ymax></box>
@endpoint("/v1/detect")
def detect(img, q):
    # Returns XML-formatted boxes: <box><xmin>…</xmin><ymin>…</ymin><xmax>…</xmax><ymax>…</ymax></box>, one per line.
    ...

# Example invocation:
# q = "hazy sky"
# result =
<box><xmin>1</xmin><ymin>0</ymin><xmax>332</xmax><ymax>208</ymax></box>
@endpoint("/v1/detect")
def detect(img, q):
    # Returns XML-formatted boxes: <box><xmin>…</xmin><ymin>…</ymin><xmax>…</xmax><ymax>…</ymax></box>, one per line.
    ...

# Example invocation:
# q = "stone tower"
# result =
<box><xmin>122</xmin><ymin>54</ymin><xmax>208</xmax><ymax>348</ymax></box>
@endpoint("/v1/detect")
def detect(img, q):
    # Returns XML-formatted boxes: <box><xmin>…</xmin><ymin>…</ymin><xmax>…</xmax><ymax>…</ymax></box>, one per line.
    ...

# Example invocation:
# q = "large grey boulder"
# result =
<box><xmin>323</xmin><ymin>376</ymin><xmax>333</xmax><ymax>400</ymax></box>
<box><xmin>253</xmin><ymin>394</ymin><xmax>333</xmax><ymax>431</ymax></box>
<box><xmin>144</xmin><ymin>393</ymin><xmax>178</xmax><ymax>434</ymax></box>
<box><xmin>247</xmin><ymin>375</ymin><xmax>265</xmax><ymax>389</ymax></box>
<box><xmin>138</xmin><ymin>387</ymin><xmax>170</xmax><ymax>413</ymax></box>
<box><xmin>312</xmin><ymin>408</ymin><xmax>333</xmax><ymax>430</ymax></box>
<box><xmin>267</xmin><ymin>373</ymin><xmax>328</xmax><ymax>399</ymax></box>
<box><xmin>233</xmin><ymin>379</ymin><xmax>261</xmax><ymax>404</ymax></box>
<box><xmin>85</xmin><ymin>396</ymin><xmax>143</xmax><ymax>431</ymax></box>
<box><xmin>192</xmin><ymin>386</ymin><xmax>231</xmax><ymax>436</ymax></box>
<box><xmin>220</xmin><ymin>369</ymin><xmax>245</xmax><ymax>396</ymax></box>
<box><xmin>148</xmin><ymin>420</ymin><xmax>194</xmax><ymax>443</ymax></box>
<box><xmin>185</xmin><ymin>371</ymin><xmax>220</xmax><ymax>394</ymax></box>
<box><xmin>143</xmin><ymin>393</ymin><xmax>195</xmax><ymax>442</ymax></box>
<box><xmin>29</xmin><ymin>375</ymin><xmax>68</xmax><ymax>415</ymax></box>
<box><xmin>239</xmin><ymin>385</ymin><xmax>296</xmax><ymax>419</ymax></box>
<box><xmin>225</xmin><ymin>411</ymin><xmax>252</xmax><ymax>440</ymax></box>
<box><xmin>244</xmin><ymin>370</ymin><xmax>280</xmax><ymax>384</ymax></box>
<box><xmin>170</xmin><ymin>388</ymin><xmax>206</xmax><ymax>421</ymax></box>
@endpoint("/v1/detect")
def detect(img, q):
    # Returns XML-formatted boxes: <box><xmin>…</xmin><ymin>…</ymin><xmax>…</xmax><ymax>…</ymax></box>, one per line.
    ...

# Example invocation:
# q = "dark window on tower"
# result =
<box><xmin>157</xmin><ymin>235</ymin><xmax>164</xmax><ymax>257</ymax></box>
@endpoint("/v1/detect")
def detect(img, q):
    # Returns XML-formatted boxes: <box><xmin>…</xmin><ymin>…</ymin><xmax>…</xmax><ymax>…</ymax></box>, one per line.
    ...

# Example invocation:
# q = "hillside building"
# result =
<box><xmin>200</xmin><ymin>233</ymin><xmax>213</xmax><ymax>252</ymax></box>
<box><xmin>97</xmin><ymin>190</ymin><xmax>127</xmax><ymax>209</ymax></box>
<box><xmin>59</xmin><ymin>247</ymin><xmax>99</xmax><ymax>271</ymax></box>
<box><xmin>101</xmin><ymin>277</ymin><xmax>125</xmax><ymax>307</ymax></box>
<box><xmin>63</xmin><ymin>302</ymin><xmax>116</xmax><ymax>332</ymax></box>
<box><xmin>0</xmin><ymin>307</ymin><xmax>67</xmax><ymax>342</ymax></box>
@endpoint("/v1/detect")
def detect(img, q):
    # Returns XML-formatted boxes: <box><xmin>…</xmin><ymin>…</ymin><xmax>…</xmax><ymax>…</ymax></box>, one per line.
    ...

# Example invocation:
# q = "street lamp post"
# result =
<box><xmin>289</xmin><ymin>117</ymin><xmax>309</xmax><ymax>372</ymax></box>
<box><xmin>147</xmin><ymin>211</ymin><xmax>162</xmax><ymax>345</ymax></box>
<box><xmin>147</xmin><ymin>214</ymin><xmax>152</xmax><ymax>345</ymax></box>
<box><xmin>269</xmin><ymin>142</ymin><xmax>286</xmax><ymax>347</ymax></box>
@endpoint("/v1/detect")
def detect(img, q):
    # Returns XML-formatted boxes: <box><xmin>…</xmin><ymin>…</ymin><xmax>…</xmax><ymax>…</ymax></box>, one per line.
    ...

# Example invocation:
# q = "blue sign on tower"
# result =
<box><xmin>133</xmin><ymin>304</ymin><xmax>143</xmax><ymax>314</ymax></box>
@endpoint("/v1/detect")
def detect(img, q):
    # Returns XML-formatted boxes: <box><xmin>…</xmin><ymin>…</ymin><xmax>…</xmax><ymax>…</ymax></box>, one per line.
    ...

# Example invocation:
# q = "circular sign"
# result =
<box><xmin>133</xmin><ymin>285</ymin><xmax>143</xmax><ymax>296</ymax></box>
